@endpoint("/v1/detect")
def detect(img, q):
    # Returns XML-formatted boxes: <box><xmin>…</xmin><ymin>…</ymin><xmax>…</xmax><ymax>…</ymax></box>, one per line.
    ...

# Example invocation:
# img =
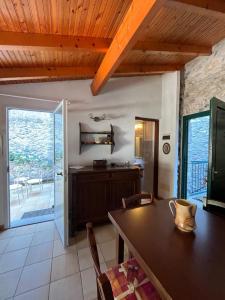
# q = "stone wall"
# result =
<box><xmin>181</xmin><ymin>38</ymin><xmax>225</xmax><ymax>116</ymax></box>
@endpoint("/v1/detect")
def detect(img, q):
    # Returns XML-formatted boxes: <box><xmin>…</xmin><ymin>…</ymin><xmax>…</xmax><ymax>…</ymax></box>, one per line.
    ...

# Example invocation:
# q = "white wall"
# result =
<box><xmin>158</xmin><ymin>72</ymin><xmax>180</xmax><ymax>199</ymax></box>
<box><xmin>0</xmin><ymin>76</ymin><xmax>162</xmax><ymax>227</ymax></box>
<box><xmin>0</xmin><ymin>73</ymin><xmax>180</xmax><ymax>226</ymax></box>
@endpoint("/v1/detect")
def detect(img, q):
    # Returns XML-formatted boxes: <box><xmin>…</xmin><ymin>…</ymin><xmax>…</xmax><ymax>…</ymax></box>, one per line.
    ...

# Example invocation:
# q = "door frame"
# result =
<box><xmin>5</xmin><ymin>106</ymin><xmax>54</xmax><ymax>228</ymax></box>
<box><xmin>54</xmin><ymin>100</ymin><xmax>69</xmax><ymax>246</ymax></box>
<box><xmin>181</xmin><ymin>110</ymin><xmax>210</xmax><ymax>199</ymax></box>
<box><xmin>135</xmin><ymin>116</ymin><xmax>159</xmax><ymax>197</ymax></box>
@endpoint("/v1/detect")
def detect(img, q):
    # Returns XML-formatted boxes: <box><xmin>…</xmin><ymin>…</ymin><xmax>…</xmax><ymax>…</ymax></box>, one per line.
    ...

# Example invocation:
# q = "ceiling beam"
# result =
<box><xmin>91</xmin><ymin>0</ymin><xmax>166</xmax><ymax>95</ymax></box>
<box><xmin>135</xmin><ymin>41</ymin><xmax>211</xmax><ymax>56</ymax></box>
<box><xmin>165</xmin><ymin>0</ymin><xmax>225</xmax><ymax>19</ymax></box>
<box><xmin>0</xmin><ymin>31</ymin><xmax>111</xmax><ymax>53</ymax></box>
<box><xmin>0</xmin><ymin>31</ymin><xmax>211</xmax><ymax>56</ymax></box>
<box><xmin>0</xmin><ymin>64</ymin><xmax>183</xmax><ymax>81</ymax></box>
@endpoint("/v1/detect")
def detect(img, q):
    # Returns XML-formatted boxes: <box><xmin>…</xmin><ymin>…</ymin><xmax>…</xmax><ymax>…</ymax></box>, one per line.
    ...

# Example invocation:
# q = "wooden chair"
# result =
<box><xmin>86</xmin><ymin>222</ymin><xmax>114</xmax><ymax>300</ymax></box>
<box><xmin>122</xmin><ymin>193</ymin><xmax>154</xmax><ymax>209</ymax></box>
<box><xmin>86</xmin><ymin>222</ymin><xmax>160</xmax><ymax>300</ymax></box>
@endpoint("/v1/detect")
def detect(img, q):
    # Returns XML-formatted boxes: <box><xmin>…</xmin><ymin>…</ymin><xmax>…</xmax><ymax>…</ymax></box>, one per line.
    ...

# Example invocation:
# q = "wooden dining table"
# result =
<box><xmin>108</xmin><ymin>199</ymin><xmax>225</xmax><ymax>300</ymax></box>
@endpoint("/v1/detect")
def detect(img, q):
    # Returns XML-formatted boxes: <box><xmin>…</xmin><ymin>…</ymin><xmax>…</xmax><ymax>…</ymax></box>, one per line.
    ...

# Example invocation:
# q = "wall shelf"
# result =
<box><xmin>79</xmin><ymin>122</ymin><xmax>115</xmax><ymax>154</ymax></box>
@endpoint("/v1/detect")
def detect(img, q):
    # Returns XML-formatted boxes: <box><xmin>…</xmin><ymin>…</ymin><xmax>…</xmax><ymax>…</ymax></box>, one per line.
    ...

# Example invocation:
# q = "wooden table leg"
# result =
<box><xmin>116</xmin><ymin>231</ymin><xmax>124</xmax><ymax>264</ymax></box>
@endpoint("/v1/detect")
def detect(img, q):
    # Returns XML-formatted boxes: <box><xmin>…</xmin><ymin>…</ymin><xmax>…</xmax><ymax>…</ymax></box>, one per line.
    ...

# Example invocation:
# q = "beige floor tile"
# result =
<box><xmin>51</xmin><ymin>252</ymin><xmax>79</xmax><ymax>282</ymax></box>
<box><xmin>5</xmin><ymin>234</ymin><xmax>33</xmax><ymax>253</ymax></box>
<box><xmin>0</xmin><ymin>248</ymin><xmax>29</xmax><ymax>274</ymax></box>
<box><xmin>31</xmin><ymin>229</ymin><xmax>54</xmax><ymax>246</ymax></box>
<box><xmin>78</xmin><ymin>246</ymin><xmax>104</xmax><ymax>271</ymax></box>
<box><xmin>95</xmin><ymin>224</ymin><xmax>116</xmax><ymax>244</ymax></box>
<box><xmin>53</xmin><ymin>239</ymin><xmax>76</xmax><ymax>257</ymax></box>
<box><xmin>14</xmin><ymin>285</ymin><xmax>49</xmax><ymax>300</ymax></box>
<box><xmin>74</xmin><ymin>230</ymin><xmax>89</xmax><ymax>250</ymax></box>
<box><xmin>25</xmin><ymin>241</ymin><xmax>54</xmax><ymax>265</ymax></box>
<box><xmin>0</xmin><ymin>238</ymin><xmax>10</xmax><ymax>254</ymax></box>
<box><xmin>14</xmin><ymin>224</ymin><xmax>37</xmax><ymax>236</ymax></box>
<box><xmin>36</xmin><ymin>221</ymin><xmax>55</xmax><ymax>233</ymax></box>
<box><xmin>99</xmin><ymin>239</ymin><xmax>116</xmax><ymax>261</ymax></box>
<box><xmin>0</xmin><ymin>268</ymin><xmax>22</xmax><ymax>300</ymax></box>
<box><xmin>16</xmin><ymin>259</ymin><xmax>51</xmax><ymax>295</ymax></box>
<box><xmin>105</xmin><ymin>259</ymin><xmax>117</xmax><ymax>269</ymax></box>
<box><xmin>0</xmin><ymin>228</ymin><xmax>18</xmax><ymax>240</ymax></box>
<box><xmin>81</xmin><ymin>267</ymin><xmax>97</xmax><ymax>300</ymax></box>
<box><xmin>49</xmin><ymin>274</ymin><xmax>83</xmax><ymax>300</ymax></box>
<box><xmin>54</xmin><ymin>228</ymin><xmax>60</xmax><ymax>240</ymax></box>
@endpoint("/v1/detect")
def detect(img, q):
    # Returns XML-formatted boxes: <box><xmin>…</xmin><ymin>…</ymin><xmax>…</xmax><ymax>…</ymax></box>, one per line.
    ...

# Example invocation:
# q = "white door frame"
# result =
<box><xmin>2</xmin><ymin>105</ymin><xmax>56</xmax><ymax>228</ymax></box>
<box><xmin>54</xmin><ymin>99</ymin><xmax>69</xmax><ymax>247</ymax></box>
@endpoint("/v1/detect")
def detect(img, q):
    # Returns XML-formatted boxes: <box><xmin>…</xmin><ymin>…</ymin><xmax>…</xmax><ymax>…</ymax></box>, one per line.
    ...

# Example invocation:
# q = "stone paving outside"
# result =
<box><xmin>10</xmin><ymin>182</ymin><xmax>54</xmax><ymax>227</ymax></box>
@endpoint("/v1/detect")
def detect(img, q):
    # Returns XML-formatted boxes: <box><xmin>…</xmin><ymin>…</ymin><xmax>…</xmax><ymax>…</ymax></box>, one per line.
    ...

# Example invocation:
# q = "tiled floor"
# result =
<box><xmin>0</xmin><ymin>221</ymin><xmax>125</xmax><ymax>300</ymax></box>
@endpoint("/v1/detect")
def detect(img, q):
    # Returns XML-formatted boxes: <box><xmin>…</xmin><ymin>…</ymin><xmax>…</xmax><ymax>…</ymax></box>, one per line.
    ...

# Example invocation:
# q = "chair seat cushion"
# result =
<box><xmin>106</xmin><ymin>258</ymin><xmax>160</xmax><ymax>300</ymax></box>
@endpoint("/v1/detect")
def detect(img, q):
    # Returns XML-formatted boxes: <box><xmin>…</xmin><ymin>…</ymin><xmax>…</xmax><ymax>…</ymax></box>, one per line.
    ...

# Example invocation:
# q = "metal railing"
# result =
<box><xmin>188</xmin><ymin>161</ymin><xmax>208</xmax><ymax>196</ymax></box>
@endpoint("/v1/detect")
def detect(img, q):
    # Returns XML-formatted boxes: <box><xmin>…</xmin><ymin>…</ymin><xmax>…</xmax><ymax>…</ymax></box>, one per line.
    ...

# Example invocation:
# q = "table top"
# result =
<box><xmin>108</xmin><ymin>199</ymin><xmax>225</xmax><ymax>300</ymax></box>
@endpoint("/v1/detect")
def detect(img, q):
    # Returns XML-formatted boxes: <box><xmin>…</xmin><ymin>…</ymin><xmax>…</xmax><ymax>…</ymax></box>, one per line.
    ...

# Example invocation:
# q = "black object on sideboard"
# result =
<box><xmin>68</xmin><ymin>166</ymin><xmax>141</xmax><ymax>236</ymax></box>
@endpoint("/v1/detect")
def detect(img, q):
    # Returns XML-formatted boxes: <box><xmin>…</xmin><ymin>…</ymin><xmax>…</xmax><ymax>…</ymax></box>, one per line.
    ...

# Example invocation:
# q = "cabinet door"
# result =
<box><xmin>76</xmin><ymin>180</ymin><xmax>109</xmax><ymax>226</ymax></box>
<box><xmin>110</xmin><ymin>176</ymin><xmax>140</xmax><ymax>210</ymax></box>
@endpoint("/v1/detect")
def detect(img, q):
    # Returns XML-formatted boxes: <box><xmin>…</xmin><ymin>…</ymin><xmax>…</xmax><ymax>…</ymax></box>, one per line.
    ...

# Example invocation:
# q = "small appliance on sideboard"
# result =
<box><xmin>93</xmin><ymin>159</ymin><xmax>107</xmax><ymax>168</ymax></box>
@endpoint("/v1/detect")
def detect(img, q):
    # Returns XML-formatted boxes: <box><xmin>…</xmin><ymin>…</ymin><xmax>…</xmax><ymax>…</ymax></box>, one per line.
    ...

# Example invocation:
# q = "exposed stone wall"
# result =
<box><xmin>181</xmin><ymin>38</ymin><xmax>225</xmax><ymax>116</ymax></box>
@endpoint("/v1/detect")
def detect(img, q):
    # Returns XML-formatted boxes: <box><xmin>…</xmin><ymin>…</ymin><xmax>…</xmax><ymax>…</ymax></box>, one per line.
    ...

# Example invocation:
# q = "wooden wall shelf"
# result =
<box><xmin>79</xmin><ymin>122</ymin><xmax>115</xmax><ymax>154</ymax></box>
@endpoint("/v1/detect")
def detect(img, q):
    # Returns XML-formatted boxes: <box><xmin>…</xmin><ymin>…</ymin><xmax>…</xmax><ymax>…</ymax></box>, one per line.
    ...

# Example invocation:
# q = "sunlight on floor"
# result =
<box><xmin>10</xmin><ymin>183</ymin><xmax>54</xmax><ymax>227</ymax></box>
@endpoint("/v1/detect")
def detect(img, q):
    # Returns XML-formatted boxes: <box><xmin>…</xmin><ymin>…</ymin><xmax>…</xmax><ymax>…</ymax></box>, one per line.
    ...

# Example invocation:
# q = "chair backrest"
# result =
<box><xmin>122</xmin><ymin>193</ymin><xmax>154</xmax><ymax>209</ymax></box>
<box><xmin>86</xmin><ymin>222</ymin><xmax>101</xmax><ymax>276</ymax></box>
<box><xmin>86</xmin><ymin>223</ymin><xmax>114</xmax><ymax>300</ymax></box>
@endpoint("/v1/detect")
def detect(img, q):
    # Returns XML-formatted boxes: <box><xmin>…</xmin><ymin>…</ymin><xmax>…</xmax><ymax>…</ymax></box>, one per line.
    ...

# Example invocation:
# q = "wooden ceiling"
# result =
<box><xmin>0</xmin><ymin>0</ymin><xmax>224</xmax><ymax>94</ymax></box>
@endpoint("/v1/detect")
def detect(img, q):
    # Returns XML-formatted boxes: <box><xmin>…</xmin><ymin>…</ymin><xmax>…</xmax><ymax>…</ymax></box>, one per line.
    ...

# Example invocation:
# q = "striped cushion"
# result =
<box><xmin>106</xmin><ymin>258</ymin><xmax>161</xmax><ymax>300</ymax></box>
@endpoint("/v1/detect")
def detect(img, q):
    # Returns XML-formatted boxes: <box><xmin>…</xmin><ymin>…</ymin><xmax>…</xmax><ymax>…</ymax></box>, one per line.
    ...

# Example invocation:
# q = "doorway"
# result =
<box><xmin>134</xmin><ymin>117</ymin><xmax>159</xmax><ymax>197</ymax></box>
<box><xmin>181</xmin><ymin>111</ymin><xmax>210</xmax><ymax>206</ymax></box>
<box><xmin>7</xmin><ymin>108</ymin><xmax>54</xmax><ymax>227</ymax></box>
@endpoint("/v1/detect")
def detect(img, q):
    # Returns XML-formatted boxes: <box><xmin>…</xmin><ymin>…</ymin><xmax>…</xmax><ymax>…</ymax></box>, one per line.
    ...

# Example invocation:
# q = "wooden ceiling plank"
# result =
<box><xmin>0</xmin><ymin>64</ymin><xmax>182</xmax><ymax>80</ymax></box>
<box><xmin>91</xmin><ymin>0</ymin><xmax>166</xmax><ymax>95</ymax></box>
<box><xmin>165</xmin><ymin>0</ymin><xmax>225</xmax><ymax>19</ymax></box>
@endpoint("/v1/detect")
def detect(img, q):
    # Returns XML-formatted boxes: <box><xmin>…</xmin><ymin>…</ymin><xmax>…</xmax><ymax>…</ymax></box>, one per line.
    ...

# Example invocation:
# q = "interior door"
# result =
<box><xmin>54</xmin><ymin>100</ymin><xmax>68</xmax><ymax>246</ymax></box>
<box><xmin>207</xmin><ymin>97</ymin><xmax>225</xmax><ymax>208</ymax></box>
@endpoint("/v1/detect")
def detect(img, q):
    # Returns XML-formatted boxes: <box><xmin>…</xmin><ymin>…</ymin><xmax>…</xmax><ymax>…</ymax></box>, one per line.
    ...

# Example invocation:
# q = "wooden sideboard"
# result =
<box><xmin>68</xmin><ymin>166</ymin><xmax>141</xmax><ymax>235</ymax></box>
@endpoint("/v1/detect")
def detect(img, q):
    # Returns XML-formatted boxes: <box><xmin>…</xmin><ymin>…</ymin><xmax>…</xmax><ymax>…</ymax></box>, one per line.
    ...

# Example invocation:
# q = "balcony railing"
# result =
<box><xmin>188</xmin><ymin>160</ymin><xmax>208</xmax><ymax>196</ymax></box>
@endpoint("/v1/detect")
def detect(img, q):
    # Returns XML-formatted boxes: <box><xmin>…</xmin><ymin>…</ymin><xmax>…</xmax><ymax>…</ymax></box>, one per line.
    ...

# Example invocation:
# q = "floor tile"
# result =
<box><xmin>14</xmin><ymin>285</ymin><xmax>49</xmax><ymax>300</ymax></box>
<box><xmin>78</xmin><ymin>246</ymin><xmax>104</xmax><ymax>271</ymax></box>
<box><xmin>51</xmin><ymin>252</ymin><xmax>79</xmax><ymax>282</ymax></box>
<box><xmin>0</xmin><ymin>248</ymin><xmax>29</xmax><ymax>274</ymax></box>
<box><xmin>16</xmin><ymin>259</ymin><xmax>51</xmax><ymax>295</ymax></box>
<box><xmin>105</xmin><ymin>259</ymin><xmax>117</xmax><ymax>269</ymax></box>
<box><xmin>49</xmin><ymin>274</ymin><xmax>83</xmax><ymax>300</ymax></box>
<box><xmin>5</xmin><ymin>234</ymin><xmax>33</xmax><ymax>253</ymax></box>
<box><xmin>73</xmin><ymin>230</ymin><xmax>88</xmax><ymax>250</ymax></box>
<box><xmin>0</xmin><ymin>238</ymin><xmax>10</xmax><ymax>254</ymax></box>
<box><xmin>0</xmin><ymin>229</ymin><xmax>17</xmax><ymax>240</ymax></box>
<box><xmin>14</xmin><ymin>224</ymin><xmax>37</xmax><ymax>236</ymax></box>
<box><xmin>54</xmin><ymin>228</ymin><xmax>60</xmax><ymax>240</ymax></box>
<box><xmin>31</xmin><ymin>229</ymin><xmax>54</xmax><ymax>246</ymax></box>
<box><xmin>53</xmin><ymin>239</ymin><xmax>76</xmax><ymax>257</ymax></box>
<box><xmin>81</xmin><ymin>267</ymin><xmax>97</xmax><ymax>300</ymax></box>
<box><xmin>0</xmin><ymin>269</ymin><xmax>22</xmax><ymax>300</ymax></box>
<box><xmin>36</xmin><ymin>221</ymin><xmax>55</xmax><ymax>233</ymax></box>
<box><xmin>99</xmin><ymin>239</ymin><xmax>116</xmax><ymax>261</ymax></box>
<box><xmin>25</xmin><ymin>241</ymin><xmax>53</xmax><ymax>265</ymax></box>
<box><xmin>95</xmin><ymin>224</ymin><xmax>116</xmax><ymax>244</ymax></box>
